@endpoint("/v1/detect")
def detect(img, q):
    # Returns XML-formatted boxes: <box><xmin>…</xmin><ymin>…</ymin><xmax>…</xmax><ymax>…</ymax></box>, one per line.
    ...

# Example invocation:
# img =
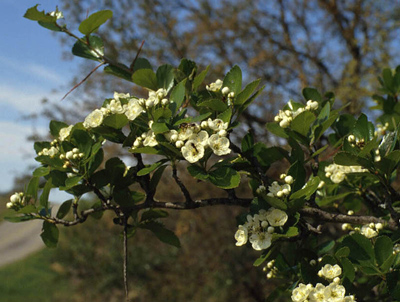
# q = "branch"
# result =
<box><xmin>299</xmin><ymin>207</ymin><xmax>397</xmax><ymax>230</ymax></box>
<box><xmin>172</xmin><ymin>165</ymin><xmax>193</xmax><ymax>204</ymax></box>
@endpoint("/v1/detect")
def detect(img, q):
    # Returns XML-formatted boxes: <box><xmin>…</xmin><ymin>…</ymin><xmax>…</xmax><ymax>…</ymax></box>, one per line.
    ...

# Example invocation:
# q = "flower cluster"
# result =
<box><xmin>6</xmin><ymin>192</ymin><xmax>25</xmax><ymax>209</ymax></box>
<box><xmin>234</xmin><ymin>208</ymin><xmax>288</xmax><ymax>251</ymax></box>
<box><xmin>82</xmin><ymin>90</ymin><xmax>171</xmax><ymax>129</ymax></box>
<box><xmin>158</xmin><ymin>118</ymin><xmax>231</xmax><ymax>163</ymax></box>
<box><xmin>292</xmin><ymin>282</ymin><xmax>355</xmax><ymax>302</ymax></box>
<box><xmin>258</xmin><ymin>174</ymin><xmax>293</xmax><ymax>198</ymax></box>
<box><xmin>292</xmin><ymin>264</ymin><xmax>357</xmax><ymax>301</ymax></box>
<box><xmin>347</xmin><ymin>135</ymin><xmax>366</xmax><ymax>149</ymax></box>
<box><xmin>374</xmin><ymin>122</ymin><xmax>389</xmax><ymax>137</ymax></box>
<box><xmin>206</xmin><ymin>79</ymin><xmax>223</xmax><ymax>92</ymax></box>
<box><xmin>393</xmin><ymin>243</ymin><xmax>400</xmax><ymax>255</ymax></box>
<box><xmin>59</xmin><ymin>125</ymin><xmax>73</xmax><ymax>141</ymax></box>
<box><xmin>274</xmin><ymin>100</ymin><xmax>319</xmax><ymax>128</ymax></box>
<box><xmin>342</xmin><ymin>222</ymin><xmax>383</xmax><ymax>239</ymax></box>
<box><xmin>324</xmin><ymin>164</ymin><xmax>368</xmax><ymax>184</ymax></box>
<box><xmin>263</xmin><ymin>259</ymin><xmax>278</xmax><ymax>279</ymax></box>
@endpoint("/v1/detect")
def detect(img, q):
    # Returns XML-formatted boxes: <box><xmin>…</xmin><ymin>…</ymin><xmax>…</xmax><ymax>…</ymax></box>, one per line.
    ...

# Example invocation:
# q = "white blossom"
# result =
<box><xmin>125</xmin><ymin>99</ymin><xmax>144</xmax><ymax>121</ymax></box>
<box><xmin>142</xmin><ymin>131</ymin><xmax>158</xmax><ymax>147</ymax></box>
<box><xmin>206</xmin><ymin>79</ymin><xmax>223</xmax><ymax>92</ymax></box>
<box><xmin>59</xmin><ymin>125</ymin><xmax>73</xmax><ymax>141</ymax></box>
<box><xmin>291</xmin><ymin>283</ymin><xmax>313</xmax><ymax>302</ymax></box>
<box><xmin>266</xmin><ymin>208</ymin><xmax>288</xmax><ymax>227</ymax></box>
<box><xmin>318</xmin><ymin>264</ymin><xmax>342</xmax><ymax>280</ymax></box>
<box><xmin>234</xmin><ymin>225</ymin><xmax>248</xmax><ymax>246</ymax></box>
<box><xmin>181</xmin><ymin>140</ymin><xmax>205</xmax><ymax>163</ymax></box>
<box><xmin>208</xmin><ymin>134</ymin><xmax>231</xmax><ymax>156</ymax></box>
<box><xmin>83</xmin><ymin>109</ymin><xmax>104</xmax><ymax>128</ymax></box>
<box><xmin>249</xmin><ymin>232</ymin><xmax>272</xmax><ymax>251</ymax></box>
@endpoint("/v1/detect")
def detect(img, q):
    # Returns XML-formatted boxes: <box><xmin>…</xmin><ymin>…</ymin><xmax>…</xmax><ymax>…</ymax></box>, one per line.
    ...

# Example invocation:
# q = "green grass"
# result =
<box><xmin>0</xmin><ymin>248</ymin><xmax>70</xmax><ymax>302</ymax></box>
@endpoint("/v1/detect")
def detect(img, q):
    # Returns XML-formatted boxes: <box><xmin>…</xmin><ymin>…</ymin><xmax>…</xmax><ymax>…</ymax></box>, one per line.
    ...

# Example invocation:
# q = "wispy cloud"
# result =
<box><xmin>0</xmin><ymin>55</ymin><xmax>64</xmax><ymax>86</ymax></box>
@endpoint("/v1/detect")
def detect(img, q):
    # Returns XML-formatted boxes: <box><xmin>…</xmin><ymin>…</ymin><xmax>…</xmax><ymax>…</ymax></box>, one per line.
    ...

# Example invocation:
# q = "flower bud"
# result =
<box><xmin>347</xmin><ymin>135</ymin><xmax>355</xmax><ymax>143</ymax></box>
<box><xmin>175</xmin><ymin>140</ymin><xmax>184</xmax><ymax>148</ymax></box>
<box><xmin>218</xmin><ymin>130</ymin><xmax>227</xmax><ymax>137</ymax></box>
<box><xmin>66</xmin><ymin>151</ymin><xmax>74</xmax><ymax>160</ymax></box>
<box><xmin>6</xmin><ymin>202</ymin><xmax>13</xmax><ymax>209</ymax></box>
<box><xmin>284</xmin><ymin>175</ymin><xmax>293</xmax><ymax>184</ymax></box>
<box><xmin>267</xmin><ymin>226</ymin><xmax>275</xmax><ymax>234</ymax></box>
<box><xmin>221</xmin><ymin>86</ymin><xmax>230</xmax><ymax>95</ymax></box>
<box><xmin>72</xmin><ymin>148</ymin><xmax>79</xmax><ymax>154</ymax></box>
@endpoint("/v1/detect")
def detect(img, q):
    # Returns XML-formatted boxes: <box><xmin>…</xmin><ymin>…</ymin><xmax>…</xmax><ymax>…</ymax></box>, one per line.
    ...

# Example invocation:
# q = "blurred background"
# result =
<box><xmin>1</xmin><ymin>0</ymin><xmax>400</xmax><ymax>301</ymax></box>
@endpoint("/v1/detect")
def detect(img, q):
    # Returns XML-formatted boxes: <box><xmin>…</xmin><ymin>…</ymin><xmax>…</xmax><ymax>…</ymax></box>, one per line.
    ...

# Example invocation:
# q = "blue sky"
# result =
<box><xmin>0</xmin><ymin>1</ymin><xmax>78</xmax><ymax>198</ymax></box>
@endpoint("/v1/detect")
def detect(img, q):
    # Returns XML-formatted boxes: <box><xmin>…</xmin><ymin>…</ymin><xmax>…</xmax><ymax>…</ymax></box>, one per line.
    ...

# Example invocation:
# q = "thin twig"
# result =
<box><xmin>172</xmin><ymin>165</ymin><xmax>193</xmax><ymax>204</ymax></box>
<box><xmin>61</xmin><ymin>62</ymin><xmax>106</xmax><ymax>101</ymax></box>
<box><xmin>130</xmin><ymin>40</ymin><xmax>145</xmax><ymax>71</ymax></box>
<box><xmin>123</xmin><ymin>216</ymin><xmax>130</xmax><ymax>302</ymax></box>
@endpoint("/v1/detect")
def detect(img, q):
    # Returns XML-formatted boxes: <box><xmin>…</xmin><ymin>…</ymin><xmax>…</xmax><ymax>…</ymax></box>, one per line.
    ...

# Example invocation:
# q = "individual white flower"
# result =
<box><xmin>208</xmin><ymin>118</ymin><xmax>228</xmax><ymax>132</ymax></box>
<box><xmin>208</xmin><ymin>134</ymin><xmax>231</xmax><ymax>156</ymax></box>
<box><xmin>318</xmin><ymin>264</ymin><xmax>342</xmax><ymax>280</ymax></box>
<box><xmin>189</xmin><ymin>130</ymin><xmax>209</xmax><ymax>146</ymax></box>
<box><xmin>308</xmin><ymin>283</ymin><xmax>327</xmax><ymax>302</ymax></box>
<box><xmin>360</xmin><ymin>225</ymin><xmax>378</xmax><ymax>238</ymax></box>
<box><xmin>324</xmin><ymin>283</ymin><xmax>346</xmax><ymax>301</ymax></box>
<box><xmin>6</xmin><ymin>202</ymin><xmax>13</xmax><ymax>209</ymax></box>
<box><xmin>106</xmin><ymin>99</ymin><xmax>125</xmax><ymax>114</ymax></box>
<box><xmin>206</xmin><ymin>79</ymin><xmax>223</xmax><ymax>92</ymax></box>
<box><xmin>234</xmin><ymin>225</ymin><xmax>248</xmax><ymax>246</ymax></box>
<box><xmin>291</xmin><ymin>283</ymin><xmax>313</xmax><ymax>302</ymax></box>
<box><xmin>249</xmin><ymin>232</ymin><xmax>272</xmax><ymax>250</ymax></box>
<box><xmin>181</xmin><ymin>140</ymin><xmax>205</xmax><ymax>163</ymax></box>
<box><xmin>267</xmin><ymin>181</ymin><xmax>281</xmax><ymax>197</ymax></box>
<box><xmin>83</xmin><ymin>109</ymin><xmax>104</xmax><ymax>128</ymax></box>
<box><xmin>266</xmin><ymin>208</ymin><xmax>288</xmax><ymax>226</ymax></box>
<box><xmin>178</xmin><ymin>127</ymin><xmax>194</xmax><ymax>141</ymax></box>
<box><xmin>125</xmin><ymin>99</ymin><xmax>144</xmax><ymax>121</ymax></box>
<box><xmin>113</xmin><ymin>92</ymin><xmax>130</xmax><ymax>101</ymax></box>
<box><xmin>142</xmin><ymin>131</ymin><xmax>158</xmax><ymax>147</ymax></box>
<box><xmin>59</xmin><ymin>125</ymin><xmax>73</xmax><ymax>141</ymax></box>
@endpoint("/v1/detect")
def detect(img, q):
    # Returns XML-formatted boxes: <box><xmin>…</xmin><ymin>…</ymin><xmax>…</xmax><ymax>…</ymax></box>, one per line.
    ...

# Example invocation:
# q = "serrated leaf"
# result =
<box><xmin>40</xmin><ymin>178</ymin><xmax>53</xmax><ymax>210</ymax></box>
<box><xmin>290</xmin><ymin>177</ymin><xmax>320</xmax><ymax>200</ymax></box>
<box><xmin>156</xmin><ymin>64</ymin><xmax>175</xmax><ymax>91</ymax></box>
<box><xmin>150</xmin><ymin>165</ymin><xmax>167</xmax><ymax>192</ymax></box>
<box><xmin>137</xmin><ymin>160</ymin><xmax>167</xmax><ymax>176</ymax></box>
<box><xmin>130</xmin><ymin>146</ymin><xmax>162</xmax><ymax>154</ymax></box>
<box><xmin>335</xmin><ymin>246</ymin><xmax>350</xmax><ymax>258</ymax></box>
<box><xmin>17</xmin><ymin>205</ymin><xmax>38</xmax><ymax>214</ymax></box>
<box><xmin>140</xmin><ymin>209</ymin><xmax>169</xmax><ymax>221</ymax></box>
<box><xmin>375</xmin><ymin>235</ymin><xmax>393</xmax><ymax>267</ymax></box>
<box><xmin>72</xmin><ymin>35</ymin><xmax>104</xmax><ymax>61</ymax></box>
<box><xmin>223</xmin><ymin>65</ymin><xmax>242</xmax><ymax>94</ymax></box>
<box><xmin>170</xmin><ymin>79</ymin><xmax>187</xmax><ymax>114</ymax></box>
<box><xmin>49</xmin><ymin>120</ymin><xmax>68</xmax><ymax>137</ymax></box>
<box><xmin>140</xmin><ymin>221</ymin><xmax>180</xmax><ymax>248</ymax></box>
<box><xmin>266</xmin><ymin>122</ymin><xmax>289</xmax><ymax>139</ymax></box>
<box><xmin>340</xmin><ymin>257</ymin><xmax>355</xmax><ymax>283</ymax></box>
<box><xmin>78</xmin><ymin>10</ymin><xmax>113</xmax><ymax>35</ymax></box>
<box><xmin>187</xmin><ymin>165</ymin><xmax>208</xmax><ymax>181</ymax></box>
<box><xmin>4</xmin><ymin>215</ymin><xmax>36</xmax><ymax>223</ymax></box>
<box><xmin>291</xmin><ymin>111</ymin><xmax>316</xmax><ymax>138</ymax></box>
<box><xmin>40</xmin><ymin>221</ymin><xmax>59</xmax><ymax>248</ymax></box>
<box><xmin>208</xmin><ymin>166</ymin><xmax>240</xmax><ymax>189</ymax></box>
<box><xmin>132</xmin><ymin>68</ymin><xmax>158</xmax><ymax>90</ymax></box>
<box><xmin>32</xmin><ymin>166</ymin><xmax>50</xmax><ymax>177</ymax></box>
<box><xmin>235</xmin><ymin>79</ymin><xmax>260</xmax><ymax>106</ymax></box>
<box><xmin>261</xmin><ymin>195</ymin><xmax>287</xmax><ymax>211</ymax></box>
<box><xmin>56</xmin><ymin>199</ymin><xmax>73</xmax><ymax>219</ymax></box>
<box><xmin>342</xmin><ymin>233</ymin><xmax>374</xmax><ymax>263</ymax></box>
<box><xmin>24</xmin><ymin>5</ymin><xmax>57</xmax><ymax>22</ymax></box>
<box><xmin>104</xmin><ymin>64</ymin><xmax>133</xmax><ymax>82</ymax></box>
<box><xmin>193</xmin><ymin>65</ymin><xmax>209</xmax><ymax>89</ymax></box>
<box><xmin>198</xmin><ymin>98</ymin><xmax>228</xmax><ymax>112</ymax></box>
<box><xmin>302</xmin><ymin>87</ymin><xmax>322</xmax><ymax>102</ymax></box>
<box><xmin>151</xmin><ymin>122</ymin><xmax>169</xmax><ymax>134</ymax></box>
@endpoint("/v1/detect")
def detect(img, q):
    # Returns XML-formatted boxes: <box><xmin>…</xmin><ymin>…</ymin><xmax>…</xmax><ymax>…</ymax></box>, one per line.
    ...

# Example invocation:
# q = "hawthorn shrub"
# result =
<box><xmin>6</xmin><ymin>6</ymin><xmax>400</xmax><ymax>301</ymax></box>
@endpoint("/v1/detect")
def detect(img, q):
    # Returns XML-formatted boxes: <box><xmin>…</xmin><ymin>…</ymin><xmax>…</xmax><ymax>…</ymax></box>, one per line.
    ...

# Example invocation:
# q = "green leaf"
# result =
<box><xmin>140</xmin><ymin>209</ymin><xmax>169</xmax><ymax>221</ymax></box>
<box><xmin>61</xmin><ymin>176</ymin><xmax>83</xmax><ymax>190</ymax></box>
<box><xmin>105</xmin><ymin>157</ymin><xmax>126</xmax><ymax>186</ymax></box>
<box><xmin>193</xmin><ymin>65</ymin><xmax>210</xmax><ymax>89</ymax></box>
<box><xmin>88</xmin><ymin>148</ymin><xmax>104</xmax><ymax>176</ymax></box>
<box><xmin>4</xmin><ymin>215</ymin><xmax>36</xmax><ymax>223</ymax></box>
<box><xmin>353</xmin><ymin>114</ymin><xmax>373</xmax><ymax>141</ymax></box>
<box><xmin>150</xmin><ymin>165</ymin><xmax>168</xmax><ymax>192</ymax></box>
<box><xmin>187</xmin><ymin>165</ymin><xmax>208</xmax><ymax>181</ymax></box>
<box><xmin>131</xmin><ymin>191</ymin><xmax>146</xmax><ymax>203</ymax></box>
<box><xmin>302</xmin><ymin>87</ymin><xmax>322</xmax><ymax>102</ymax></box>
<box><xmin>375</xmin><ymin>235</ymin><xmax>393</xmax><ymax>267</ymax></box>
<box><xmin>288</xmin><ymin>161</ymin><xmax>306</xmax><ymax>192</ymax></box>
<box><xmin>378</xmin><ymin>150</ymin><xmax>400</xmax><ymax>176</ymax></box>
<box><xmin>114</xmin><ymin>187</ymin><xmax>135</xmax><ymax>208</ymax></box>
<box><xmin>342</xmin><ymin>233</ymin><xmax>374</xmax><ymax>263</ymax></box>
<box><xmin>24</xmin><ymin>5</ymin><xmax>57</xmax><ymax>22</ymax></box>
<box><xmin>32</xmin><ymin>166</ymin><xmax>50</xmax><ymax>177</ymax></box>
<box><xmin>208</xmin><ymin>167</ymin><xmax>241</xmax><ymax>189</ymax></box>
<box><xmin>130</xmin><ymin>146</ymin><xmax>162</xmax><ymax>154</ymax></box>
<box><xmin>335</xmin><ymin>246</ymin><xmax>350</xmax><ymax>258</ymax></box>
<box><xmin>285</xmin><ymin>226</ymin><xmax>299</xmax><ymax>237</ymax></box>
<box><xmin>253</xmin><ymin>248</ymin><xmax>274</xmax><ymax>267</ymax></box>
<box><xmin>340</xmin><ymin>257</ymin><xmax>355</xmax><ymax>283</ymax></box>
<box><xmin>235</xmin><ymin>79</ymin><xmax>260</xmax><ymax>106</ymax></box>
<box><xmin>382</xmin><ymin>68</ymin><xmax>394</xmax><ymax>92</ymax></box>
<box><xmin>381</xmin><ymin>254</ymin><xmax>396</xmax><ymax>273</ymax></box>
<box><xmin>241</xmin><ymin>131</ymin><xmax>255</xmax><ymax>153</ymax></box>
<box><xmin>334</xmin><ymin>152</ymin><xmax>372</xmax><ymax>169</ymax></box>
<box><xmin>104</xmin><ymin>64</ymin><xmax>133</xmax><ymax>82</ymax></box>
<box><xmin>151</xmin><ymin>122</ymin><xmax>169</xmax><ymax>134</ymax></box>
<box><xmin>223</xmin><ymin>65</ymin><xmax>242</xmax><ymax>95</ymax></box>
<box><xmin>198</xmin><ymin>98</ymin><xmax>228</xmax><ymax>112</ymax></box>
<box><xmin>266</xmin><ymin>122</ymin><xmax>289</xmax><ymax>139</ymax></box>
<box><xmin>56</xmin><ymin>199</ymin><xmax>73</xmax><ymax>219</ymax></box>
<box><xmin>290</xmin><ymin>177</ymin><xmax>320</xmax><ymax>200</ymax></box>
<box><xmin>40</xmin><ymin>221</ymin><xmax>59</xmax><ymax>248</ymax></box>
<box><xmin>132</xmin><ymin>58</ymin><xmax>152</xmax><ymax>72</ymax></box>
<box><xmin>72</xmin><ymin>35</ymin><xmax>104</xmax><ymax>61</ymax></box>
<box><xmin>291</xmin><ymin>111</ymin><xmax>316</xmax><ymax>138</ymax></box>
<box><xmin>102</xmin><ymin>114</ymin><xmax>129</xmax><ymax>129</ymax></box>
<box><xmin>156</xmin><ymin>64</ymin><xmax>175</xmax><ymax>91</ymax></box>
<box><xmin>317</xmin><ymin>192</ymin><xmax>352</xmax><ymax>207</ymax></box>
<box><xmin>317</xmin><ymin>240</ymin><xmax>335</xmax><ymax>255</ymax></box>
<box><xmin>71</xmin><ymin>129</ymin><xmax>93</xmax><ymax>157</ymax></box>
<box><xmin>170</xmin><ymin>79</ymin><xmax>187</xmax><ymax>114</ymax></box>
<box><xmin>153</xmin><ymin>107</ymin><xmax>172</xmax><ymax>122</ymax></box>
<box><xmin>261</xmin><ymin>195</ymin><xmax>287</xmax><ymax>211</ymax></box>
<box><xmin>137</xmin><ymin>160</ymin><xmax>167</xmax><ymax>176</ymax></box>
<box><xmin>91</xmin><ymin>126</ymin><xmax>127</xmax><ymax>143</ymax></box>
<box><xmin>78</xmin><ymin>10</ymin><xmax>113</xmax><ymax>35</ymax></box>
<box><xmin>132</xmin><ymin>69</ymin><xmax>158</xmax><ymax>90</ymax></box>
<box><xmin>49</xmin><ymin>120</ymin><xmax>68</xmax><ymax>137</ymax></box>
<box><xmin>387</xmin><ymin>271</ymin><xmax>400</xmax><ymax>299</ymax></box>
<box><xmin>217</xmin><ymin>108</ymin><xmax>233</xmax><ymax>123</ymax></box>
<box><xmin>17</xmin><ymin>205</ymin><xmax>38</xmax><ymax>214</ymax></box>
<box><xmin>40</xmin><ymin>178</ymin><xmax>53</xmax><ymax>210</ymax></box>
<box><xmin>141</xmin><ymin>221</ymin><xmax>180</xmax><ymax>248</ymax></box>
